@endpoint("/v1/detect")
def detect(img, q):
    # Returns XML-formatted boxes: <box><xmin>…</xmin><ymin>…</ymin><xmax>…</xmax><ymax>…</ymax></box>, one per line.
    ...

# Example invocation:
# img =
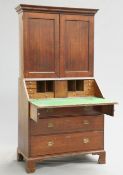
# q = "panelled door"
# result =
<box><xmin>60</xmin><ymin>14</ymin><xmax>94</xmax><ymax>77</ymax></box>
<box><xmin>24</xmin><ymin>13</ymin><xmax>59</xmax><ymax>78</ymax></box>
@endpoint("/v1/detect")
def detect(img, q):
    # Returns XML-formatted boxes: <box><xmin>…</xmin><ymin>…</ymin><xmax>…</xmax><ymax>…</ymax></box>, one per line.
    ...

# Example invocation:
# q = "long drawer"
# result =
<box><xmin>30</xmin><ymin>131</ymin><xmax>104</xmax><ymax>156</ymax></box>
<box><xmin>37</xmin><ymin>106</ymin><xmax>101</xmax><ymax>117</ymax></box>
<box><xmin>30</xmin><ymin>104</ymin><xmax>103</xmax><ymax>122</ymax></box>
<box><xmin>30</xmin><ymin>115</ymin><xmax>104</xmax><ymax>135</ymax></box>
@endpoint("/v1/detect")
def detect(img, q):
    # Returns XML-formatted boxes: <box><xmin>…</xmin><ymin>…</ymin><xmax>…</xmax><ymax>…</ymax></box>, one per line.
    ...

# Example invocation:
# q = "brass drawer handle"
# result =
<box><xmin>83</xmin><ymin>120</ymin><xmax>90</xmax><ymax>125</ymax></box>
<box><xmin>83</xmin><ymin>138</ymin><xmax>90</xmax><ymax>144</ymax></box>
<box><xmin>48</xmin><ymin>122</ymin><xmax>54</xmax><ymax>128</ymax></box>
<box><xmin>48</xmin><ymin>141</ymin><xmax>54</xmax><ymax>147</ymax></box>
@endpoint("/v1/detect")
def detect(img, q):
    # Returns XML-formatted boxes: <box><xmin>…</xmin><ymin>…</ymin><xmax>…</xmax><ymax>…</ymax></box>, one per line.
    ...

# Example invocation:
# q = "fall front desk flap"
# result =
<box><xmin>29</xmin><ymin>96</ymin><xmax>117</xmax><ymax>108</ymax></box>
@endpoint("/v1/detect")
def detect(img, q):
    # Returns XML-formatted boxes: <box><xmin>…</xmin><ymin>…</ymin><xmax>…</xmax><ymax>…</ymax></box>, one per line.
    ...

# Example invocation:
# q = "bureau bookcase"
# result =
<box><xmin>16</xmin><ymin>4</ymin><xmax>116</xmax><ymax>173</ymax></box>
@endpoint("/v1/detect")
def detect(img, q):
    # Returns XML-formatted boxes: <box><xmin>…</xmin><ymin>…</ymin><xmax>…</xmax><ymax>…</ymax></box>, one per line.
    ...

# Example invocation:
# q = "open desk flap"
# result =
<box><xmin>29</xmin><ymin>96</ymin><xmax>117</xmax><ymax>108</ymax></box>
<box><xmin>29</xmin><ymin>97</ymin><xmax>117</xmax><ymax>121</ymax></box>
<box><xmin>94</xmin><ymin>105</ymin><xmax>115</xmax><ymax>116</ymax></box>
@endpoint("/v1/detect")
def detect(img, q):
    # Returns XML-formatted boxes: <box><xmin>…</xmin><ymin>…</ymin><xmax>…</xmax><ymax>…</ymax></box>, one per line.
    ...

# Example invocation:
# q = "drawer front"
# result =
<box><xmin>30</xmin><ymin>115</ymin><xmax>104</xmax><ymax>135</ymax></box>
<box><xmin>37</xmin><ymin>106</ymin><xmax>101</xmax><ymax>118</ymax></box>
<box><xmin>30</xmin><ymin>131</ymin><xmax>104</xmax><ymax>156</ymax></box>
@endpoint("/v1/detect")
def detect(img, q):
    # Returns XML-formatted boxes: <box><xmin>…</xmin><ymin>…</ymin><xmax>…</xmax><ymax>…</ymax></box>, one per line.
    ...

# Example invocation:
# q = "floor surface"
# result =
<box><xmin>0</xmin><ymin>145</ymin><xmax>122</xmax><ymax>175</ymax></box>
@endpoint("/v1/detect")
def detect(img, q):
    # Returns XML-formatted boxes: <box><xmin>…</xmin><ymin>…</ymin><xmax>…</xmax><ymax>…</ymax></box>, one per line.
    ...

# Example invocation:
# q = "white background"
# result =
<box><xmin>0</xmin><ymin>0</ymin><xmax>122</xmax><ymax>174</ymax></box>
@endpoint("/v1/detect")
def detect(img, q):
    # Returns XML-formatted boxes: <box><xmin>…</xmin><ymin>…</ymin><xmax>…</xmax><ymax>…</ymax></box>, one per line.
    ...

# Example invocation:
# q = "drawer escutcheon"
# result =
<box><xmin>83</xmin><ymin>120</ymin><xmax>90</xmax><ymax>125</ymax></box>
<box><xmin>83</xmin><ymin>138</ymin><xmax>90</xmax><ymax>144</ymax></box>
<box><xmin>48</xmin><ymin>141</ymin><xmax>54</xmax><ymax>147</ymax></box>
<box><xmin>48</xmin><ymin>122</ymin><xmax>54</xmax><ymax>128</ymax></box>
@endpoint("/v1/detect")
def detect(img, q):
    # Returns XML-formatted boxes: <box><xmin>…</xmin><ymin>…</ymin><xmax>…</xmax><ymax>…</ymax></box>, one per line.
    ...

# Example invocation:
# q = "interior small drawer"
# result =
<box><xmin>30</xmin><ymin>131</ymin><xmax>104</xmax><ymax>157</ymax></box>
<box><xmin>30</xmin><ymin>115</ymin><xmax>104</xmax><ymax>135</ymax></box>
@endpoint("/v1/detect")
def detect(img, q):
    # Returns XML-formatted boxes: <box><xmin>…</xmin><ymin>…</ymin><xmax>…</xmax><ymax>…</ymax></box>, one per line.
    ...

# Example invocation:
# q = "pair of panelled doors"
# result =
<box><xmin>23</xmin><ymin>12</ymin><xmax>94</xmax><ymax>78</ymax></box>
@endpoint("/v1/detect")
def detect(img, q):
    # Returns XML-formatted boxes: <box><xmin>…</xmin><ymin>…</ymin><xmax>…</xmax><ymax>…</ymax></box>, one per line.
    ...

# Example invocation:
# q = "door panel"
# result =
<box><xmin>24</xmin><ymin>13</ymin><xmax>59</xmax><ymax>78</ymax></box>
<box><xmin>60</xmin><ymin>15</ymin><xmax>94</xmax><ymax>77</ymax></box>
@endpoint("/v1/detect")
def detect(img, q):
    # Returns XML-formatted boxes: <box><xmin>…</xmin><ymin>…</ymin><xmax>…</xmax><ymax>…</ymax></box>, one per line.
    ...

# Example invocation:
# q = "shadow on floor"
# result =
<box><xmin>36</xmin><ymin>154</ymin><xmax>98</xmax><ymax>169</ymax></box>
<box><xmin>0</xmin><ymin>154</ymin><xmax>100</xmax><ymax>174</ymax></box>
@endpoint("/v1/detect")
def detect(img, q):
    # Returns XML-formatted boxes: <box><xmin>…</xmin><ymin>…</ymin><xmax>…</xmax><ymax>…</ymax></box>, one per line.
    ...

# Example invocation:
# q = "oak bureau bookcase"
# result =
<box><xmin>16</xmin><ymin>4</ymin><xmax>117</xmax><ymax>173</ymax></box>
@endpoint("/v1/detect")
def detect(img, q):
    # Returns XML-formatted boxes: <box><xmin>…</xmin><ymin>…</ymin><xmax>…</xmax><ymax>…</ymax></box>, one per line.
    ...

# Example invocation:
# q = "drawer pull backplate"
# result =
<box><xmin>48</xmin><ymin>141</ymin><xmax>54</xmax><ymax>147</ymax></box>
<box><xmin>48</xmin><ymin>122</ymin><xmax>54</xmax><ymax>128</ymax></box>
<box><xmin>83</xmin><ymin>138</ymin><xmax>90</xmax><ymax>144</ymax></box>
<box><xmin>83</xmin><ymin>120</ymin><xmax>90</xmax><ymax>125</ymax></box>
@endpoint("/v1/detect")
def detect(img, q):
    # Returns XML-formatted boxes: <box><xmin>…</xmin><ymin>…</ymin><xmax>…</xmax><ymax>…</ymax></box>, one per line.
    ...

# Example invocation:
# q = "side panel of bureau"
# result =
<box><xmin>18</xmin><ymin>79</ymin><xmax>29</xmax><ymax>157</ymax></box>
<box><xmin>30</xmin><ymin>131</ymin><xmax>104</xmax><ymax>157</ymax></box>
<box><xmin>30</xmin><ymin>115</ymin><xmax>104</xmax><ymax>135</ymax></box>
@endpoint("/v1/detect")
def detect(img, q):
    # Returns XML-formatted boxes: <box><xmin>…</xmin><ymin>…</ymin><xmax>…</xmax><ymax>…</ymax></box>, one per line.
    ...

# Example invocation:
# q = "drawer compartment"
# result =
<box><xmin>30</xmin><ymin>131</ymin><xmax>104</xmax><ymax>156</ymax></box>
<box><xmin>37</xmin><ymin>106</ymin><xmax>101</xmax><ymax>117</ymax></box>
<box><xmin>30</xmin><ymin>104</ymin><xmax>103</xmax><ymax>122</ymax></box>
<box><xmin>30</xmin><ymin>97</ymin><xmax>116</xmax><ymax>121</ymax></box>
<box><xmin>30</xmin><ymin>115</ymin><xmax>104</xmax><ymax>135</ymax></box>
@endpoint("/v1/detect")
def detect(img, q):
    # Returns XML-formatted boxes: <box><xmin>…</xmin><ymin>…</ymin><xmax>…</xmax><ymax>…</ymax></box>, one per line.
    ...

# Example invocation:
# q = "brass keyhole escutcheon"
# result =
<box><xmin>83</xmin><ymin>138</ymin><xmax>90</xmax><ymax>144</ymax></box>
<box><xmin>48</xmin><ymin>122</ymin><xmax>54</xmax><ymax>128</ymax></box>
<box><xmin>48</xmin><ymin>141</ymin><xmax>54</xmax><ymax>147</ymax></box>
<box><xmin>83</xmin><ymin>120</ymin><xmax>89</xmax><ymax>125</ymax></box>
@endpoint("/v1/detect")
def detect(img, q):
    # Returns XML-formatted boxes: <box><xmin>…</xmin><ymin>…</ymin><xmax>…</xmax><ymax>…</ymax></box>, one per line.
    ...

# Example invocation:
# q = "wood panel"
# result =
<box><xmin>30</xmin><ymin>115</ymin><xmax>104</xmax><ymax>135</ymax></box>
<box><xmin>29</xmin><ymin>92</ymin><xmax>54</xmax><ymax>99</ymax></box>
<box><xmin>19</xmin><ymin>13</ymin><xmax>24</xmax><ymax>77</ymax></box>
<box><xmin>30</xmin><ymin>104</ymin><xmax>103</xmax><ymax>122</ymax></box>
<box><xmin>60</xmin><ymin>15</ymin><xmax>94</xmax><ymax>77</ymax></box>
<box><xmin>55</xmin><ymin>80</ymin><xmax>67</xmax><ymax>97</ymax></box>
<box><xmin>37</xmin><ymin>106</ymin><xmax>102</xmax><ymax>118</ymax></box>
<box><xmin>30</xmin><ymin>131</ymin><xmax>104</xmax><ymax>156</ymax></box>
<box><xmin>23</xmin><ymin>12</ymin><xmax>59</xmax><ymax>78</ymax></box>
<box><xmin>18</xmin><ymin>78</ymin><xmax>29</xmax><ymax>157</ymax></box>
<box><xmin>94</xmin><ymin>105</ymin><xmax>114</xmax><ymax>116</ymax></box>
<box><xmin>94</xmin><ymin>80</ymin><xmax>103</xmax><ymax>97</ymax></box>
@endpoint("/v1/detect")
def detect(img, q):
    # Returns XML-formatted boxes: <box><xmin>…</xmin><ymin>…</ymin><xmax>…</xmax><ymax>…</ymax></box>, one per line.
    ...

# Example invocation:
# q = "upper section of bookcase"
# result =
<box><xmin>16</xmin><ymin>4</ymin><xmax>98</xmax><ymax>78</ymax></box>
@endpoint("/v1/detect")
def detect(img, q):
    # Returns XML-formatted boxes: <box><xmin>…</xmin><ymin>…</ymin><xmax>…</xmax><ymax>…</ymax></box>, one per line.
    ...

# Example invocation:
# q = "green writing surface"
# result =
<box><xmin>29</xmin><ymin>96</ymin><xmax>116</xmax><ymax>108</ymax></box>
